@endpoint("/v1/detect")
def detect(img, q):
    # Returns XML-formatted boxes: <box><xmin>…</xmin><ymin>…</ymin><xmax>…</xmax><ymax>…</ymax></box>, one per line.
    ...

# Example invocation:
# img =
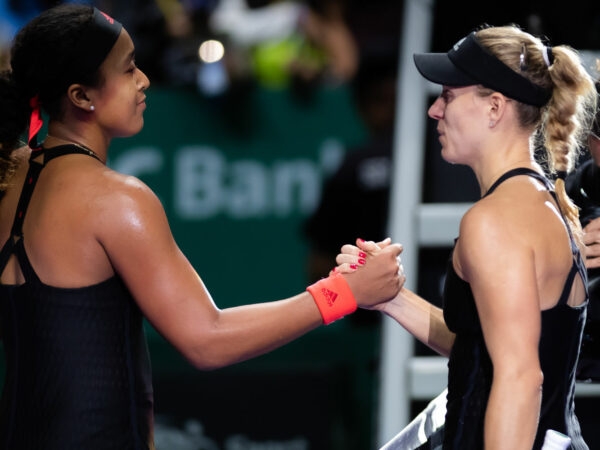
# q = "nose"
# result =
<box><xmin>428</xmin><ymin>96</ymin><xmax>444</xmax><ymax>120</ymax></box>
<box><xmin>137</xmin><ymin>67</ymin><xmax>150</xmax><ymax>91</ymax></box>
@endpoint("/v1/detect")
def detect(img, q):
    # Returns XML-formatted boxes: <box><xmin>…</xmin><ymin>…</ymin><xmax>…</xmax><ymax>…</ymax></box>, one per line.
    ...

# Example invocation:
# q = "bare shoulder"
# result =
<box><xmin>460</xmin><ymin>177</ymin><xmax>546</xmax><ymax>244</ymax></box>
<box><xmin>88</xmin><ymin>167</ymin><xmax>167</xmax><ymax>230</ymax></box>
<box><xmin>95</xmin><ymin>167</ymin><xmax>159</xmax><ymax>205</ymax></box>
<box><xmin>49</xmin><ymin>163</ymin><xmax>169</xmax><ymax>244</ymax></box>
<box><xmin>459</xmin><ymin>197</ymin><xmax>512</xmax><ymax>246</ymax></box>
<box><xmin>456</xmin><ymin>177</ymin><xmax>554</xmax><ymax>279</ymax></box>
<box><xmin>456</xmin><ymin>194</ymin><xmax>525</xmax><ymax>278</ymax></box>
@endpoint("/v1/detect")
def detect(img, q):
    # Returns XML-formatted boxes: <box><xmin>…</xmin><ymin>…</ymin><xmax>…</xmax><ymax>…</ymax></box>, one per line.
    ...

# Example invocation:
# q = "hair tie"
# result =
<box><xmin>543</xmin><ymin>46</ymin><xmax>554</xmax><ymax>67</ymax></box>
<box><xmin>28</xmin><ymin>95</ymin><xmax>43</xmax><ymax>150</ymax></box>
<box><xmin>555</xmin><ymin>170</ymin><xmax>567</xmax><ymax>180</ymax></box>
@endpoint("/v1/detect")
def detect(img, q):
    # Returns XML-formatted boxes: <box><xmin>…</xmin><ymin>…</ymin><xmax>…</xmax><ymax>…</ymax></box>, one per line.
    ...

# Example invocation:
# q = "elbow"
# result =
<box><xmin>188</xmin><ymin>358</ymin><xmax>227</xmax><ymax>371</ymax></box>
<box><xmin>522</xmin><ymin>366</ymin><xmax>544</xmax><ymax>391</ymax></box>
<box><xmin>182</xmin><ymin>342</ymin><xmax>234</xmax><ymax>371</ymax></box>
<box><xmin>184</xmin><ymin>349</ymin><xmax>231</xmax><ymax>371</ymax></box>
<box><xmin>495</xmin><ymin>364</ymin><xmax>544</xmax><ymax>394</ymax></box>
<box><xmin>180</xmin><ymin>333</ymin><xmax>245</xmax><ymax>371</ymax></box>
<box><xmin>535</xmin><ymin>368</ymin><xmax>544</xmax><ymax>389</ymax></box>
<box><xmin>167</xmin><ymin>313</ymin><xmax>239</xmax><ymax>370</ymax></box>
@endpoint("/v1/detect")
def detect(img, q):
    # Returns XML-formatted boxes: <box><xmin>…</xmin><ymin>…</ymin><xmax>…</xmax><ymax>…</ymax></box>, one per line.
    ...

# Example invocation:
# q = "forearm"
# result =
<box><xmin>484</xmin><ymin>372</ymin><xmax>543</xmax><ymax>449</ymax></box>
<box><xmin>146</xmin><ymin>241</ymin><xmax>400</xmax><ymax>370</ymax></box>
<box><xmin>185</xmin><ymin>292</ymin><xmax>323</xmax><ymax>370</ymax></box>
<box><xmin>378</xmin><ymin>287</ymin><xmax>455</xmax><ymax>357</ymax></box>
<box><xmin>201</xmin><ymin>267</ymin><xmax>386</xmax><ymax>367</ymax></box>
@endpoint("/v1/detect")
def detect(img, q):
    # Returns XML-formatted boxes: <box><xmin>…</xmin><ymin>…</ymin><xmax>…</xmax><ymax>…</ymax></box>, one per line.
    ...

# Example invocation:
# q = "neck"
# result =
<box><xmin>44</xmin><ymin>134</ymin><xmax>105</xmax><ymax>164</ymax></box>
<box><xmin>45</xmin><ymin>121</ymin><xmax>109</xmax><ymax>160</ymax></box>
<box><xmin>472</xmin><ymin>133</ymin><xmax>535</xmax><ymax>196</ymax></box>
<box><xmin>477</xmin><ymin>158</ymin><xmax>540</xmax><ymax>196</ymax></box>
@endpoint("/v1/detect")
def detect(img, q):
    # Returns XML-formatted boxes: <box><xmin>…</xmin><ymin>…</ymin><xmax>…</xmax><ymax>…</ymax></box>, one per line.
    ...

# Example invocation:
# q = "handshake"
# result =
<box><xmin>307</xmin><ymin>238</ymin><xmax>405</xmax><ymax>324</ymax></box>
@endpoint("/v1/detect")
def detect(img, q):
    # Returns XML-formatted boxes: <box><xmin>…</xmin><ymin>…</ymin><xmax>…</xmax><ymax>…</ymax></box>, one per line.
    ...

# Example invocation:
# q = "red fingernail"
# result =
<box><xmin>350</xmin><ymin>264</ymin><xmax>358</xmax><ymax>270</ymax></box>
<box><xmin>332</xmin><ymin>267</ymin><xmax>337</xmax><ymax>273</ymax></box>
<box><xmin>358</xmin><ymin>238</ymin><xmax>365</xmax><ymax>243</ymax></box>
<box><xmin>358</xmin><ymin>252</ymin><xmax>366</xmax><ymax>258</ymax></box>
<box><xmin>358</xmin><ymin>258</ymin><xmax>366</xmax><ymax>266</ymax></box>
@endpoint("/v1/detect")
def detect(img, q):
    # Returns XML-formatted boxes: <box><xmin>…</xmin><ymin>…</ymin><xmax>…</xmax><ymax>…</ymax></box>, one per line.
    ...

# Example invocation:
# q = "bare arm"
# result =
<box><xmin>337</xmin><ymin>239</ymin><xmax>455</xmax><ymax>356</ymax></box>
<box><xmin>457</xmin><ymin>206</ymin><xmax>543</xmax><ymax>450</ymax></box>
<box><xmin>98</xmin><ymin>175</ymin><xmax>402</xmax><ymax>370</ymax></box>
<box><xmin>377</xmin><ymin>287</ymin><xmax>455</xmax><ymax>357</ymax></box>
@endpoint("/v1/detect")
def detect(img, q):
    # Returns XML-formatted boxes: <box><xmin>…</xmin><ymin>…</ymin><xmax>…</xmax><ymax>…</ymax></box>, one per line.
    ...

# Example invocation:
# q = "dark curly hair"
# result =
<box><xmin>0</xmin><ymin>4</ymin><xmax>101</xmax><ymax>189</ymax></box>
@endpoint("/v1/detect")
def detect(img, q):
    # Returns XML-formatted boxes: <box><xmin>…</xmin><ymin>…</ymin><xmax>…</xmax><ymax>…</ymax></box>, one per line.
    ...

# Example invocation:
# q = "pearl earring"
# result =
<box><xmin>489</xmin><ymin>120</ymin><xmax>496</xmax><ymax>127</ymax></box>
<box><xmin>90</xmin><ymin>105</ymin><xmax>95</xmax><ymax>111</ymax></box>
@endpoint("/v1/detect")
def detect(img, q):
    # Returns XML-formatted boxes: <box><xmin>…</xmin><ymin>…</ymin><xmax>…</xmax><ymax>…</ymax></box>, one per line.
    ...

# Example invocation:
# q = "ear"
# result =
<box><xmin>488</xmin><ymin>92</ymin><xmax>508</xmax><ymax>125</ymax></box>
<box><xmin>66</xmin><ymin>84</ymin><xmax>94</xmax><ymax>112</ymax></box>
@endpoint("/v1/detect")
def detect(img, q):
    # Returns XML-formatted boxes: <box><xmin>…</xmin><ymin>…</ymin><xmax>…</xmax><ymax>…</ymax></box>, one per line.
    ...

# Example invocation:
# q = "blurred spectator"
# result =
<box><xmin>0</xmin><ymin>0</ymin><xmax>94</xmax><ymax>69</ymax></box>
<box><xmin>208</xmin><ymin>0</ymin><xmax>358</xmax><ymax>93</ymax></box>
<box><xmin>300</xmin><ymin>0</ymin><xmax>358</xmax><ymax>84</ymax></box>
<box><xmin>153</xmin><ymin>0</ymin><xmax>219</xmax><ymax>87</ymax></box>
<box><xmin>210</xmin><ymin>0</ymin><xmax>307</xmax><ymax>48</ymax></box>
<box><xmin>303</xmin><ymin>54</ymin><xmax>397</xmax><ymax>302</ymax></box>
<box><xmin>0</xmin><ymin>0</ymin><xmax>179</xmax><ymax>83</ymax></box>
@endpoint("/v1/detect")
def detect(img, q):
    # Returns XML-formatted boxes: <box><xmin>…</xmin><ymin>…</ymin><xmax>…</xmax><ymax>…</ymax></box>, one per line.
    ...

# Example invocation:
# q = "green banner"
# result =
<box><xmin>109</xmin><ymin>86</ymin><xmax>366</xmax><ymax>307</ymax></box>
<box><xmin>107</xmin><ymin>85</ymin><xmax>378</xmax><ymax>449</ymax></box>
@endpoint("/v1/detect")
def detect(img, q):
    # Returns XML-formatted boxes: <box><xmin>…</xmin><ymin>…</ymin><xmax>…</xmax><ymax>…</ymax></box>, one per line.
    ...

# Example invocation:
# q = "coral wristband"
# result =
<box><xmin>307</xmin><ymin>273</ymin><xmax>357</xmax><ymax>325</ymax></box>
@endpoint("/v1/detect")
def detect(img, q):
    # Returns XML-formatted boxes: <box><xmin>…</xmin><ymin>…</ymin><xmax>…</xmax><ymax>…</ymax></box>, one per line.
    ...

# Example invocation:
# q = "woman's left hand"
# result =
<box><xmin>333</xmin><ymin>237</ymin><xmax>405</xmax><ymax>279</ymax></box>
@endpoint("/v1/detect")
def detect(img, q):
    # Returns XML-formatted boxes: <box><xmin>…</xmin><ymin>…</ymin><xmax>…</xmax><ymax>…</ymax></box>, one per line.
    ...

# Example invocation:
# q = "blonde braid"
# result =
<box><xmin>544</xmin><ymin>45</ymin><xmax>597</xmax><ymax>245</ymax></box>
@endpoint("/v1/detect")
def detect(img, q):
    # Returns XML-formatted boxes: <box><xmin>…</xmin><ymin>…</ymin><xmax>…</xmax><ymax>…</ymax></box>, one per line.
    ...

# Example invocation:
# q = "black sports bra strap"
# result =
<box><xmin>11</xmin><ymin>145</ymin><xmax>99</xmax><ymax>238</ymax></box>
<box><xmin>43</xmin><ymin>144</ymin><xmax>101</xmax><ymax>164</ymax></box>
<box><xmin>13</xmin><ymin>238</ymin><xmax>40</xmax><ymax>283</ymax></box>
<box><xmin>1</xmin><ymin>145</ymin><xmax>100</xmax><ymax>279</ymax></box>
<box><xmin>0</xmin><ymin>152</ymin><xmax>44</xmax><ymax>276</ymax></box>
<box><xmin>10</xmin><ymin>156</ymin><xmax>43</xmax><ymax>237</ymax></box>
<box><xmin>0</xmin><ymin>238</ymin><xmax>15</xmax><ymax>274</ymax></box>
<box><xmin>558</xmin><ymin>263</ymin><xmax>581</xmax><ymax>306</ymax></box>
<box><xmin>483</xmin><ymin>167</ymin><xmax>552</xmax><ymax>198</ymax></box>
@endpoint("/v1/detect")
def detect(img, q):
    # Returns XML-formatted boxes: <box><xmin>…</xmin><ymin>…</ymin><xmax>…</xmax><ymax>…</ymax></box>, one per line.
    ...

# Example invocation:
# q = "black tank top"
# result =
<box><xmin>0</xmin><ymin>146</ymin><xmax>154</xmax><ymax>449</ymax></box>
<box><xmin>442</xmin><ymin>168</ymin><xmax>588</xmax><ymax>450</ymax></box>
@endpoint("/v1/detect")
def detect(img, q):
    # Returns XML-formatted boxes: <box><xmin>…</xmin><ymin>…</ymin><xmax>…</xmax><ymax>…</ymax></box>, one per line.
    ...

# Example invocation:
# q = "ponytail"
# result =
<box><xmin>0</xmin><ymin>70</ymin><xmax>29</xmax><ymax>191</ymax></box>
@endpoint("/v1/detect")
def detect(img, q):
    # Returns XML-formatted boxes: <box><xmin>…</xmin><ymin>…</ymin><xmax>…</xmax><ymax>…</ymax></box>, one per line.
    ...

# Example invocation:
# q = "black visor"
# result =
<box><xmin>414</xmin><ymin>32</ymin><xmax>551</xmax><ymax>107</ymax></box>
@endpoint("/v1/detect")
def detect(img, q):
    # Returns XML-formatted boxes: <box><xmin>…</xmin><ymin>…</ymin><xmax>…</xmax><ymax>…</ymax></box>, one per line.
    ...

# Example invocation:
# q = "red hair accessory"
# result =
<box><xmin>28</xmin><ymin>95</ymin><xmax>43</xmax><ymax>150</ymax></box>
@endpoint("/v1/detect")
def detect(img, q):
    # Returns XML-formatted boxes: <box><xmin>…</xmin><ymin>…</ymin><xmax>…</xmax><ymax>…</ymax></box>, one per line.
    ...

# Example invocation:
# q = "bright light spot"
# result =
<box><xmin>198</xmin><ymin>40</ymin><xmax>225</xmax><ymax>63</ymax></box>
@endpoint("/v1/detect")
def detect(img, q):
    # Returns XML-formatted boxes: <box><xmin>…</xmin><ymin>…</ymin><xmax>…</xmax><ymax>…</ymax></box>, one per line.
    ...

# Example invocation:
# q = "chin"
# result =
<box><xmin>440</xmin><ymin>149</ymin><xmax>461</xmax><ymax>165</ymax></box>
<box><xmin>128</xmin><ymin>121</ymin><xmax>145</xmax><ymax>137</ymax></box>
<box><xmin>440</xmin><ymin>147</ymin><xmax>452</xmax><ymax>161</ymax></box>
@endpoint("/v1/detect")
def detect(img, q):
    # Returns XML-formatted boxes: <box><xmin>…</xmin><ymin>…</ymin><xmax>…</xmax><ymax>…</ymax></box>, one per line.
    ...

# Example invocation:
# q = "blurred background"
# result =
<box><xmin>1</xmin><ymin>1</ymin><xmax>600</xmax><ymax>449</ymax></box>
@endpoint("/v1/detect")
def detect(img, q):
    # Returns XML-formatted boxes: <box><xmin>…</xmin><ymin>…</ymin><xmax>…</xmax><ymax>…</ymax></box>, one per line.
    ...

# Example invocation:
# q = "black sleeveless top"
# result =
<box><xmin>442</xmin><ymin>168</ymin><xmax>588</xmax><ymax>450</ymax></box>
<box><xmin>0</xmin><ymin>146</ymin><xmax>154</xmax><ymax>449</ymax></box>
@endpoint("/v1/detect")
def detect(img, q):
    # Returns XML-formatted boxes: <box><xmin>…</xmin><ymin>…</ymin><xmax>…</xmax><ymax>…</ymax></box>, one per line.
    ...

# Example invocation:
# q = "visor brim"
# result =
<box><xmin>413</xmin><ymin>53</ymin><xmax>478</xmax><ymax>87</ymax></box>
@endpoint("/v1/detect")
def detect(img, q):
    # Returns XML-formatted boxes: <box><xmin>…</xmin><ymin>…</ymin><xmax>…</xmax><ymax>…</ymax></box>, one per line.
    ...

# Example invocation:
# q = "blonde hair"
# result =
<box><xmin>476</xmin><ymin>25</ymin><xmax>598</xmax><ymax>244</ymax></box>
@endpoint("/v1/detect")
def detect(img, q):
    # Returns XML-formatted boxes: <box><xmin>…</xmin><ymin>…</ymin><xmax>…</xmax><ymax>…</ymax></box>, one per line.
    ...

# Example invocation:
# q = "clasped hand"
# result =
<box><xmin>334</xmin><ymin>238</ymin><xmax>406</xmax><ymax>310</ymax></box>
